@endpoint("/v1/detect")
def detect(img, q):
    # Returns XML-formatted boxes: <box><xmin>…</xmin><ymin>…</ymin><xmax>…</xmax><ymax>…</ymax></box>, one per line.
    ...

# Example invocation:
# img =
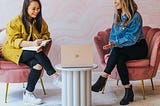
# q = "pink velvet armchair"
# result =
<box><xmin>0</xmin><ymin>29</ymin><xmax>52</xmax><ymax>103</ymax></box>
<box><xmin>94</xmin><ymin>26</ymin><xmax>160</xmax><ymax>99</ymax></box>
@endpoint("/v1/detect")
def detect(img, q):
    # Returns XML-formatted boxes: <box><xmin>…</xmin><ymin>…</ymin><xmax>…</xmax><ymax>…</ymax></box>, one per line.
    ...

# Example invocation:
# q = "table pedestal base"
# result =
<box><xmin>62</xmin><ymin>70</ymin><xmax>91</xmax><ymax>106</ymax></box>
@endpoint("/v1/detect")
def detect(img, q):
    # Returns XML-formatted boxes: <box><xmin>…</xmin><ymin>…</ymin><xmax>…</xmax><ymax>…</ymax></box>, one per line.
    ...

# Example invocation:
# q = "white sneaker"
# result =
<box><xmin>23</xmin><ymin>91</ymin><xmax>43</xmax><ymax>105</ymax></box>
<box><xmin>53</xmin><ymin>73</ymin><xmax>62</xmax><ymax>88</ymax></box>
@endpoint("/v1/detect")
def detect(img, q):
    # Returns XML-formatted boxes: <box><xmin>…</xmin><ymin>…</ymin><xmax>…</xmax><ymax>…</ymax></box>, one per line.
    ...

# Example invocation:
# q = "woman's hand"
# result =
<box><xmin>33</xmin><ymin>39</ymin><xmax>44</xmax><ymax>46</ymax></box>
<box><xmin>20</xmin><ymin>39</ymin><xmax>45</xmax><ymax>48</ymax></box>
<box><xmin>103</xmin><ymin>42</ymin><xmax>115</xmax><ymax>50</ymax></box>
<box><xmin>33</xmin><ymin>39</ymin><xmax>45</xmax><ymax>53</ymax></box>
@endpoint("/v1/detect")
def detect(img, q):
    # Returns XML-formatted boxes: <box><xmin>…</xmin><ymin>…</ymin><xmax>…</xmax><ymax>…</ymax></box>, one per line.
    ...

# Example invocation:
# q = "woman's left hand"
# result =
<box><xmin>36</xmin><ymin>47</ymin><xmax>43</xmax><ymax>53</ymax></box>
<box><xmin>103</xmin><ymin>42</ymin><xmax>115</xmax><ymax>50</ymax></box>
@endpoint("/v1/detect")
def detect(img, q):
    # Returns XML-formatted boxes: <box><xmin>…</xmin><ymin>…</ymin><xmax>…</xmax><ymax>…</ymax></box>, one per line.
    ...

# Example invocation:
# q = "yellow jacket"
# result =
<box><xmin>2</xmin><ymin>14</ymin><xmax>50</xmax><ymax>64</ymax></box>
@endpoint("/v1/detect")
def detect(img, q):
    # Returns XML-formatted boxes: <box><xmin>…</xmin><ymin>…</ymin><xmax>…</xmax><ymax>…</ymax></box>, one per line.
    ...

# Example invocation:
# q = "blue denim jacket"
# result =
<box><xmin>109</xmin><ymin>12</ymin><xmax>144</xmax><ymax>48</ymax></box>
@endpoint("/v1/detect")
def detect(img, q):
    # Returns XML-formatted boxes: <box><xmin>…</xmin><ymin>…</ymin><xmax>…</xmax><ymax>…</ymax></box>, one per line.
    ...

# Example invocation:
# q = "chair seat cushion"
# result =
<box><xmin>0</xmin><ymin>58</ymin><xmax>30</xmax><ymax>83</ymax></box>
<box><xmin>0</xmin><ymin>58</ymin><xmax>44</xmax><ymax>83</ymax></box>
<box><xmin>126</xmin><ymin>58</ymin><xmax>150</xmax><ymax>67</ymax></box>
<box><xmin>0</xmin><ymin>58</ymin><xmax>29</xmax><ymax>69</ymax></box>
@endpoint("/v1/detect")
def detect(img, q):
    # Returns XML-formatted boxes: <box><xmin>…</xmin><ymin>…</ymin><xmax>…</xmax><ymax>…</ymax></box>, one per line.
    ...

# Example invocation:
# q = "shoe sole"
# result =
<box><xmin>24</xmin><ymin>102</ymin><xmax>43</xmax><ymax>105</ymax></box>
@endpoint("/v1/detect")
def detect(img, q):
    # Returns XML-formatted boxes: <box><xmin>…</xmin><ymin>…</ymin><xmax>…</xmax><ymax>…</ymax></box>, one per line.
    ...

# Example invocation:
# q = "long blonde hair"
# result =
<box><xmin>114</xmin><ymin>0</ymin><xmax>138</xmax><ymax>27</ymax></box>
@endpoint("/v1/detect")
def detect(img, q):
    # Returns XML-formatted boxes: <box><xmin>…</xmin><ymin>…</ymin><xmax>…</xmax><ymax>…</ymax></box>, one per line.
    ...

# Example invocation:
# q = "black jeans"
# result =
<box><xmin>104</xmin><ymin>39</ymin><xmax>148</xmax><ymax>85</ymax></box>
<box><xmin>19</xmin><ymin>51</ymin><xmax>56</xmax><ymax>92</ymax></box>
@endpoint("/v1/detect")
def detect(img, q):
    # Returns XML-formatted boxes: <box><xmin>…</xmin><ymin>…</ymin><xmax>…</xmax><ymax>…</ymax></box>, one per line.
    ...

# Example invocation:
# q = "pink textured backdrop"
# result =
<box><xmin>45</xmin><ymin>0</ymin><xmax>160</xmax><ymax>71</ymax></box>
<box><xmin>0</xmin><ymin>0</ymin><xmax>160</xmax><ymax>72</ymax></box>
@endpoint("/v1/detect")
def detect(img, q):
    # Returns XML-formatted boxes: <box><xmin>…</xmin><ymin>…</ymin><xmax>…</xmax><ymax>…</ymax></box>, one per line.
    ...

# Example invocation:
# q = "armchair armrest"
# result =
<box><xmin>150</xmin><ymin>32</ymin><xmax>160</xmax><ymax>67</ymax></box>
<box><xmin>94</xmin><ymin>28</ymin><xmax>111</xmax><ymax>64</ymax></box>
<box><xmin>0</xmin><ymin>28</ymin><xmax>5</xmax><ymax>32</ymax></box>
<box><xmin>43</xmin><ymin>39</ymin><xmax>52</xmax><ymax>55</ymax></box>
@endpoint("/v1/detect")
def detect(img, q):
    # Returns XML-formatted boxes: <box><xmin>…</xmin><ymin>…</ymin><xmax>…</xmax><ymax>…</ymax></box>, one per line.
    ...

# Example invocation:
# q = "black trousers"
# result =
<box><xmin>104</xmin><ymin>39</ymin><xmax>148</xmax><ymax>85</ymax></box>
<box><xmin>19</xmin><ymin>51</ymin><xmax>56</xmax><ymax>92</ymax></box>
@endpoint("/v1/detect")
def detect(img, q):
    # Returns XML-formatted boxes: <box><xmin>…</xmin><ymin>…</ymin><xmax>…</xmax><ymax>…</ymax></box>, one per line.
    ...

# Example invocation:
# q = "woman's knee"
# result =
<box><xmin>33</xmin><ymin>64</ymin><xmax>43</xmax><ymax>70</ymax></box>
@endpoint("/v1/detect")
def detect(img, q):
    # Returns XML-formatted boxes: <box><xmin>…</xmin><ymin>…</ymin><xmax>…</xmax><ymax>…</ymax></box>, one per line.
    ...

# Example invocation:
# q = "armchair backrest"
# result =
<box><xmin>143</xmin><ymin>27</ymin><xmax>160</xmax><ymax>77</ymax></box>
<box><xmin>142</xmin><ymin>26</ymin><xmax>160</xmax><ymax>65</ymax></box>
<box><xmin>43</xmin><ymin>39</ymin><xmax>52</xmax><ymax>55</ymax></box>
<box><xmin>94</xmin><ymin>29</ymin><xmax>111</xmax><ymax>65</ymax></box>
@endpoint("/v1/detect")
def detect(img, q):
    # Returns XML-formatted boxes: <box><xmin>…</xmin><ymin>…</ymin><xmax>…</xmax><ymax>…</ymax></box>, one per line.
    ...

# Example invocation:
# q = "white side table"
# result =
<box><xmin>55</xmin><ymin>64</ymin><xmax>98</xmax><ymax>106</ymax></box>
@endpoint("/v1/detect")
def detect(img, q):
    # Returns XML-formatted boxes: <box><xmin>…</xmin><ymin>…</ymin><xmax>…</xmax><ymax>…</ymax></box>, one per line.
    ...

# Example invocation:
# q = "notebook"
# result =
<box><xmin>22</xmin><ymin>39</ymin><xmax>51</xmax><ymax>51</ymax></box>
<box><xmin>61</xmin><ymin>44</ymin><xmax>93</xmax><ymax>68</ymax></box>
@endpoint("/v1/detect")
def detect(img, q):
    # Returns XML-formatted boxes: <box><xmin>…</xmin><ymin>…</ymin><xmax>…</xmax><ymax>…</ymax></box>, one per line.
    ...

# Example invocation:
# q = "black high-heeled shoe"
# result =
<box><xmin>92</xmin><ymin>76</ymin><xmax>107</xmax><ymax>92</ymax></box>
<box><xmin>120</xmin><ymin>85</ymin><xmax>134</xmax><ymax>105</ymax></box>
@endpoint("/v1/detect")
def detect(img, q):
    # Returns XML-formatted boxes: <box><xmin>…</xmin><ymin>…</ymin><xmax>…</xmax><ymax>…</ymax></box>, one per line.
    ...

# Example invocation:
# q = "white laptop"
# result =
<box><xmin>61</xmin><ymin>44</ymin><xmax>93</xmax><ymax>68</ymax></box>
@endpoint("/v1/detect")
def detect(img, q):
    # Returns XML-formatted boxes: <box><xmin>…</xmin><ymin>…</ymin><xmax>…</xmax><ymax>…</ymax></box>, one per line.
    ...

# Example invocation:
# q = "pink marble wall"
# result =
<box><xmin>44</xmin><ymin>0</ymin><xmax>160</xmax><ymax>71</ymax></box>
<box><xmin>0</xmin><ymin>0</ymin><xmax>160</xmax><ymax>72</ymax></box>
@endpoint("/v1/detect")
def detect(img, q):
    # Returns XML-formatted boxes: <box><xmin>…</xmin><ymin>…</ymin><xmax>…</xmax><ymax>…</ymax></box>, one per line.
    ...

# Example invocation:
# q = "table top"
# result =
<box><xmin>55</xmin><ymin>64</ymin><xmax>98</xmax><ymax>72</ymax></box>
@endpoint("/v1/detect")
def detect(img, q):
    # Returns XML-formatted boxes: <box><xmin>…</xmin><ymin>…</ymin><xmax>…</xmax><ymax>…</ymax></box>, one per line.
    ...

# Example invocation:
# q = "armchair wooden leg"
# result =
<box><xmin>40</xmin><ymin>78</ymin><xmax>46</xmax><ymax>95</ymax></box>
<box><xmin>141</xmin><ymin>80</ymin><xmax>145</xmax><ymax>100</ymax></box>
<box><xmin>102</xmin><ymin>80</ymin><xmax>107</xmax><ymax>94</ymax></box>
<box><xmin>5</xmin><ymin>83</ymin><xmax>9</xmax><ymax>103</ymax></box>
<box><xmin>150</xmin><ymin>78</ymin><xmax>154</xmax><ymax>90</ymax></box>
<box><xmin>117</xmin><ymin>80</ymin><xmax>119</xmax><ymax>86</ymax></box>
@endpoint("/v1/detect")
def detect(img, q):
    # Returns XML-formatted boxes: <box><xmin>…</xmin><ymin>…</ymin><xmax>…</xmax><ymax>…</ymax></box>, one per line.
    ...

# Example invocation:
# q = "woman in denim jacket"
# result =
<box><xmin>92</xmin><ymin>0</ymin><xmax>148</xmax><ymax>105</ymax></box>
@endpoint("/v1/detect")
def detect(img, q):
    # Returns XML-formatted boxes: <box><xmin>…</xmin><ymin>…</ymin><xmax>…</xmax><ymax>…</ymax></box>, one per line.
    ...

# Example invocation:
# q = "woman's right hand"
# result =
<box><xmin>20</xmin><ymin>39</ymin><xmax>43</xmax><ymax>48</ymax></box>
<box><xmin>33</xmin><ymin>39</ymin><xmax>43</xmax><ymax>46</ymax></box>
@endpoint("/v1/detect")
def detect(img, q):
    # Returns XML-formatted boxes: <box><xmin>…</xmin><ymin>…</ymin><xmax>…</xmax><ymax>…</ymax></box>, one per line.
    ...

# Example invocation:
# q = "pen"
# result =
<box><xmin>34</xmin><ymin>34</ymin><xmax>38</xmax><ymax>39</ymax></box>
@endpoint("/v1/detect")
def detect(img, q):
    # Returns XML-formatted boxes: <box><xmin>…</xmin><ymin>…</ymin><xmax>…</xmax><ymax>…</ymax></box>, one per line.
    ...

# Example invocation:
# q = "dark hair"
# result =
<box><xmin>22</xmin><ymin>0</ymin><xmax>42</xmax><ymax>34</ymax></box>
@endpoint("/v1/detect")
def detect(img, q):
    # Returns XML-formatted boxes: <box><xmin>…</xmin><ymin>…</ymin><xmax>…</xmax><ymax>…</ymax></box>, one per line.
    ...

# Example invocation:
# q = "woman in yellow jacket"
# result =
<box><xmin>2</xmin><ymin>0</ymin><xmax>59</xmax><ymax>105</ymax></box>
